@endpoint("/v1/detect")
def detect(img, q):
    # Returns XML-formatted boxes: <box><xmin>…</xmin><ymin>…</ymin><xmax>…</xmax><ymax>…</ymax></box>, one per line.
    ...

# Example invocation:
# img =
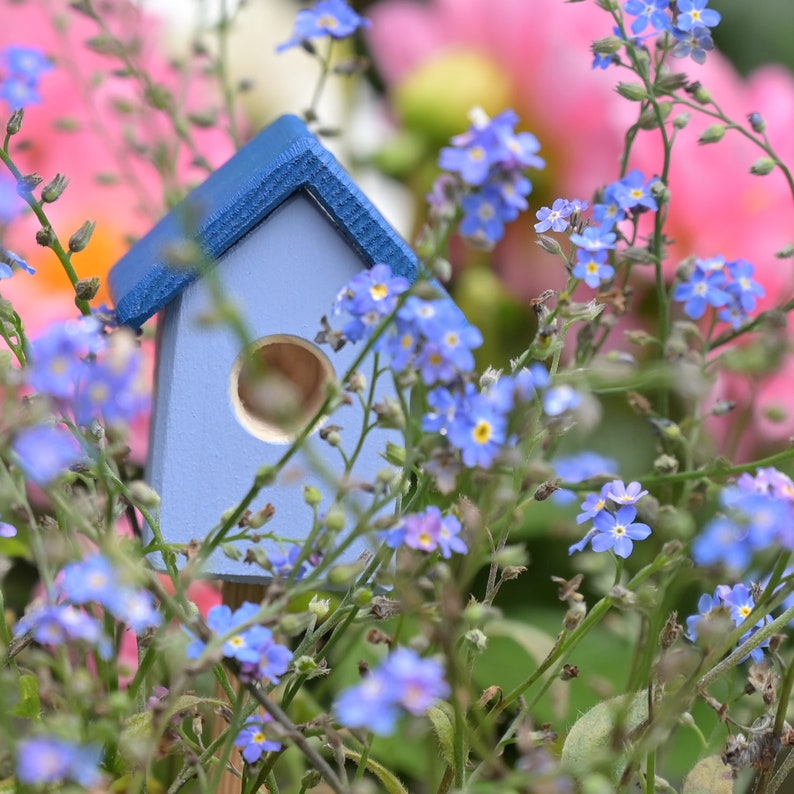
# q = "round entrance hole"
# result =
<box><xmin>230</xmin><ymin>334</ymin><xmax>336</xmax><ymax>444</ymax></box>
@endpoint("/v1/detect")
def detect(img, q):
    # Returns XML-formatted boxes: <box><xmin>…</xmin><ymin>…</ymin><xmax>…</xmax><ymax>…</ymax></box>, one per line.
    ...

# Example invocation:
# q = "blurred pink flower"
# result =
<box><xmin>368</xmin><ymin>0</ymin><xmax>794</xmax><ymax>454</ymax></box>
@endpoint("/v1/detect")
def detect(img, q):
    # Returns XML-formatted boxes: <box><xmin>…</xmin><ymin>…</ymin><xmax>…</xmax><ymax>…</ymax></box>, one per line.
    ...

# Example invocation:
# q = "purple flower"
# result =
<box><xmin>12</xmin><ymin>425</ymin><xmax>83</xmax><ymax>485</ymax></box>
<box><xmin>573</xmin><ymin>249</ymin><xmax>614</xmax><ymax>289</ymax></box>
<box><xmin>16</xmin><ymin>737</ymin><xmax>102</xmax><ymax>787</ymax></box>
<box><xmin>277</xmin><ymin>0</ymin><xmax>371</xmax><ymax>52</ymax></box>
<box><xmin>383</xmin><ymin>506</ymin><xmax>467</xmax><ymax>558</ymax></box>
<box><xmin>0</xmin><ymin>521</ymin><xmax>17</xmax><ymax>538</ymax></box>
<box><xmin>675</xmin><ymin>0</ymin><xmax>721</xmax><ymax>31</ymax></box>
<box><xmin>591</xmin><ymin>505</ymin><xmax>652</xmax><ymax>558</ymax></box>
<box><xmin>605</xmin><ymin>480</ymin><xmax>648</xmax><ymax>506</ymax></box>
<box><xmin>234</xmin><ymin>716</ymin><xmax>282</xmax><ymax>763</ymax></box>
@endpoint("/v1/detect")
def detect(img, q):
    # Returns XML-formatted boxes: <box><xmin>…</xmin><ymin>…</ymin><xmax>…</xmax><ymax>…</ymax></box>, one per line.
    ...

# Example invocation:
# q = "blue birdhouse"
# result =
<box><xmin>108</xmin><ymin>114</ymin><xmax>419</xmax><ymax>583</ymax></box>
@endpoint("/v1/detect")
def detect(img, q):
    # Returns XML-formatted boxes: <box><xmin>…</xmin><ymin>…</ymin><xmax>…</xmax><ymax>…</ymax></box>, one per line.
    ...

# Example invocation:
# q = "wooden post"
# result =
<box><xmin>215</xmin><ymin>581</ymin><xmax>269</xmax><ymax>794</ymax></box>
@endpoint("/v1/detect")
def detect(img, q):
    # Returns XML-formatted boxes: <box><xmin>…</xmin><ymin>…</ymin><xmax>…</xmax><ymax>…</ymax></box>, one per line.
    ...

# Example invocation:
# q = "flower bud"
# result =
<box><xmin>68</xmin><ymin>220</ymin><xmax>96</xmax><ymax>252</ymax></box>
<box><xmin>324</xmin><ymin>506</ymin><xmax>346</xmax><ymax>532</ymax></box>
<box><xmin>128</xmin><ymin>480</ymin><xmax>161</xmax><ymax>509</ymax></box>
<box><xmin>747</xmin><ymin>112</ymin><xmax>766</xmax><ymax>133</ymax></box>
<box><xmin>248</xmin><ymin>503</ymin><xmax>276</xmax><ymax>528</ymax></box>
<box><xmin>352</xmin><ymin>587</ymin><xmax>373</xmax><ymax>607</ymax></box>
<box><xmin>41</xmin><ymin>173</ymin><xmax>70</xmax><ymax>202</ymax></box>
<box><xmin>464</xmin><ymin>628</ymin><xmax>488</xmax><ymax>652</ymax></box>
<box><xmin>308</xmin><ymin>595</ymin><xmax>331</xmax><ymax>619</ymax></box>
<box><xmin>36</xmin><ymin>227</ymin><xmax>56</xmax><ymax>247</ymax></box>
<box><xmin>750</xmin><ymin>157</ymin><xmax>776</xmax><ymax>176</ymax></box>
<box><xmin>616</xmin><ymin>82</ymin><xmax>648</xmax><ymax>101</ymax></box>
<box><xmin>6</xmin><ymin>108</ymin><xmax>24</xmax><ymax>136</ymax></box>
<box><xmin>775</xmin><ymin>243</ymin><xmax>794</xmax><ymax>259</ymax></box>
<box><xmin>673</xmin><ymin>112</ymin><xmax>691</xmax><ymax>130</ymax></box>
<box><xmin>592</xmin><ymin>35</ymin><xmax>622</xmax><ymax>55</ymax></box>
<box><xmin>535</xmin><ymin>234</ymin><xmax>563</xmax><ymax>256</ymax></box>
<box><xmin>303</xmin><ymin>485</ymin><xmax>322</xmax><ymax>506</ymax></box>
<box><xmin>75</xmin><ymin>277</ymin><xmax>100</xmax><ymax>301</ymax></box>
<box><xmin>690</xmin><ymin>83</ymin><xmax>712</xmax><ymax>104</ymax></box>
<box><xmin>698</xmin><ymin>124</ymin><xmax>726</xmax><ymax>144</ymax></box>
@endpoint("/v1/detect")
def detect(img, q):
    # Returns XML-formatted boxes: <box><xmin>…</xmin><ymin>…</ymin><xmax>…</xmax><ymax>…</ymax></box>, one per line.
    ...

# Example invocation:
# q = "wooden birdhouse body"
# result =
<box><xmin>109</xmin><ymin>115</ymin><xmax>419</xmax><ymax>582</ymax></box>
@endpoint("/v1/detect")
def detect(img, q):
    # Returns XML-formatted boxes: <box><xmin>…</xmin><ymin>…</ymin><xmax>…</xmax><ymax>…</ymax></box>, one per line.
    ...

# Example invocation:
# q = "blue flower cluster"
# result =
<box><xmin>692</xmin><ymin>467</ymin><xmax>794</xmax><ymax>570</ymax></box>
<box><xmin>382</xmin><ymin>505</ymin><xmax>467</xmax><ymax>558</ymax></box>
<box><xmin>14</xmin><ymin>553</ymin><xmax>162</xmax><ymax>658</ymax></box>
<box><xmin>672</xmin><ymin>255</ymin><xmax>765</xmax><ymax>328</ymax></box>
<box><xmin>234</xmin><ymin>715</ymin><xmax>282</xmax><ymax>764</ymax></box>
<box><xmin>0</xmin><ymin>45</ymin><xmax>53</xmax><ymax>108</ymax></box>
<box><xmin>334</xmin><ymin>647</ymin><xmax>450</xmax><ymax>736</ymax></box>
<box><xmin>621</xmin><ymin>0</ymin><xmax>721</xmax><ymax>65</ymax></box>
<box><xmin>536</xmin><ymin>169</ymin><xmax>658</xmax><ymax>291</ymax></box>
<box><xmin>686</xmin><ymin>582</ymin><xmax>769</xmax><ymax>663</ymax></box>
<box><xmin>435</xmin><ymin>107</ymin><xmax>545</xmax><ymax>248</ymax></box>
<box><xmin>186</xmin><ymin>601</ymin><xmax>293</xmax><ymax>685</ymax></box>
<box><xmin>16</xmin><ymin>736</ymin><xmax>102</xmax><ymax>788</ymax></box>
<box><xmin>551</xmin><ymin>451</ymin><xmax>619</xmax><ymax>505</ymax></box>
<box><xmin>569</xmin><ymin>479</ymin><xmax>652</xmax><ymax>558</ymax></box>
<box><xmin>277</xmin><ymin>0</ymin><xmax>371</xmax><ymax>52</ymax></box>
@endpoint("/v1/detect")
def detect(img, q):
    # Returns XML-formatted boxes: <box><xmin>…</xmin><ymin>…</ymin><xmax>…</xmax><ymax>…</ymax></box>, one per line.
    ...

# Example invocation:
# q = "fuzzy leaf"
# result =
<box><xmin>344</xmin><ymin>748</ymin><xmax>410</xmax><ymax>794</ymax></box>
<box><xmin>427</xmin><ymin>702</ymin><xmax>456</xmax><ymax>768</ymax></box>
<box><xmin>682</xmin><ymin>755</ymin><xmax>733</xmax><ymax>794</ymax></box>
<box><xmin>560</xmin><ymin>691</ymin><xmax>648</xmax><ymax>782</ymax></box>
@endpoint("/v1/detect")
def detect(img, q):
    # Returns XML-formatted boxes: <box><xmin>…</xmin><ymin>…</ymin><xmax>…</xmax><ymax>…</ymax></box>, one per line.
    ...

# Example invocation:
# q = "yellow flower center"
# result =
<box><xmin>370</xmin><ymin>283</ymin><xmax>389</xmax><ymax>301</ymax></box>
<box><xmin>473</xmin><ymin>420</ymin><xmax>492</xmax><ymax>444</ymax></box>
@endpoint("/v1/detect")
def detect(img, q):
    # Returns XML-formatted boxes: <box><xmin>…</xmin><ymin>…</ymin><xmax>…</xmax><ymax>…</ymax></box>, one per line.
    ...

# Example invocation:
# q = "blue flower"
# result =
<box><xmin>534</xmin><ymin>198</ymin><xmax>575</xmax><ymax>233</ymax></box>
<box><xmin>612</xmin><ymin>169</ymin><xmax>659</xmax><ymax>212</ymax></box>
<box><xmin>1</xmin><ymin>247</ymin><xmax>35</xmax><ymax>277</ymax></box>
<box><xmin>277</xmin><ymin>0</ymin><xmax>371</xmax><ymax>52</ymax></box>
<box><xmin>726</xmin><ymin>258</ymin><xmax>764</xmax><ymax>313</ymax></box>
<box><xmin>447</xmin><ymin>392</ymin><xmax>507</xmax><ymax>468</ymax></box>
<box><xmin>234</xmin><ymin>716</ymin><xmax>281</xmax><ymax>763</ymax></box>
<box><xmin>592</xmin><ymin>184</ymin><xmax>626</xmax><ymax>229</ymax></box>
<box><xmin>459</xmin><ymin>187</ymin><xmax>510</xmax><ymax>248</ymax></box>
<box><xmin>333</xmin><ymin>263</ymin><xmax>409</xmax><ymax>342</ymax></box>
<box><xmin>0</xmin><ymin>521</ymin><xmax>17</xmax><ymax>537</ymax></box>
<box><xmin>0</xmin><ymin>45</ymin><xmax>53</xmax><ymax>108</ymax></box>
<box><xmin>576</xmin><ymin>484</ymin><xmax>613</xmax><ymax>526</ymax></box>
<box><xmin>671</xmin><ymin>25</ymin><xmax>714</xmax><ymax>64</ymax></box>
<box><xmin>675</xmin><ymin>0</ymin><xmax>721</xmax><ymax>32</ymax></box>
<box><xmin>14</xmin><ymin>604</ymin><xmax>112</xmax><ymax>658</ymax></box>
<box><xmin>16</xmin><ymin>737</ymin><xmax>102</xmax><ymax>788</ymax></box>
<box><xmin>569</xmin><ymin>225</ymin><xmax>617</xmax><ymax>252</ymax></box>
<box><xmin>591</xmin><ymin>505</ymin><xmax>652</xmax><ymax>558</ymax></box>
<box><xmin>268</xmin><ymin>545</ymin><xmax>308</xmax><ymax>579</ymax></box>
<box><xmin>551</xmin><ymin>452</ymin><xmax>618</xmax><ymax>505</ymax></box>
<box><xmin>0</xmin><ymin>176</ymin><xmax>21</xmax><ymax>222</ymax></box>
<box><xmin>542</xmin><ymin>384</ymin><xmax>581</xmax><ymax>417</ymax></box>
<box><xmin>623</xmin><ymin>0</ymin><xmax>672</xmax><ymax>35</ymax></box>
<box><xmin>12</xmin><ymin>425</ymin><xmax>83</xmax><ymax>485</ymax></box>
<box><xmin>573</xmin><ymin>249</ymin><xmax>614</xmax><ymax>289</ymax></box>
<box><xmin>334</xmin><ymin>648</ymin><xmax>450</xmax><ymax>736</ymax></box>
<box><xmin>672</xmin><ymin>265</ymin><xmax>730</xmax><ymax>320</ymax></box>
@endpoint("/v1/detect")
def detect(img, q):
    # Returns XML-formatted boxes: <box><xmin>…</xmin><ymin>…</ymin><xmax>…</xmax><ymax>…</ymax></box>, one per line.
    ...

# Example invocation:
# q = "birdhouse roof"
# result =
<box><xmin>108</xmin><ymin>114</ymin><xmax>419</xmax><ymax>328</ymax></box>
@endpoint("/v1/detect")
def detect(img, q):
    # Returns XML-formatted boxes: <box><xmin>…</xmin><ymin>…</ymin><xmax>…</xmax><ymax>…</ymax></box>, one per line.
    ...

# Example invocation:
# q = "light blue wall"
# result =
<box><xmin>148</xmin><ymin>192</ymin><xmax>397</xmax><ymax>581</ymax></box>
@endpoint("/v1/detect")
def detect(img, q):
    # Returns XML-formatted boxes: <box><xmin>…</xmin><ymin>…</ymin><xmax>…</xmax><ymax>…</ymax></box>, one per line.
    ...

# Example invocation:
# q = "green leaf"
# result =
<box><xmin>682</xmin><ymin>755</ymin><xmax>734</xmax><ymax>794</ymax></box>
<box><xmin>560</xmin><ymin>691</ymin><xmax>648</xmax><ymax>782</ymax></box>
<box><xmin>427</xmin><ymin>702</ymin><xmax>456</xmax><ymax>767</ymax></box>
<box><xmin>10</xmin><ymin>674</ymin><xmax>40</xmax><ymax>718</ymax></box>
<box><xmin>486</xmin><ymin>619</ymin><xmax>569</xmax><ymax>719</ymax></box>
<box><xmin>344</xmin><ymin>748</ymin><xmax>410</xmax><ymax>794</ymax></box>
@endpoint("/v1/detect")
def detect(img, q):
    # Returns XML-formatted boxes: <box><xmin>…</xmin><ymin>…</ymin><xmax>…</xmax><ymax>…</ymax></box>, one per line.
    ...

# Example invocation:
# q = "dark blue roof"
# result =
<box><xmin>108</xmin><ymin>114</ymin><xmax>419</xmax><ymax>328</ymax></box>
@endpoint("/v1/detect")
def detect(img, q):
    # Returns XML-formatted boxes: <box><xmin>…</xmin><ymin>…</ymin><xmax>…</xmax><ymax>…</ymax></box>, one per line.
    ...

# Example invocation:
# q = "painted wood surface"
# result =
<box><xmin>109</xmin><ymin>114</ymin><xmax>418</xmax><ymax>329</ymax></box>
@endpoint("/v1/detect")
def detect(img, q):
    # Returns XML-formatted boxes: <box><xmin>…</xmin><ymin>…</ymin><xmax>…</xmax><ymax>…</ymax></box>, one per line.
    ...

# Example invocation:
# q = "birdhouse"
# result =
<box><xmin>108</xmin><ymin>114</ymin><xmax>419</xmax><ymax>583</ymax></box>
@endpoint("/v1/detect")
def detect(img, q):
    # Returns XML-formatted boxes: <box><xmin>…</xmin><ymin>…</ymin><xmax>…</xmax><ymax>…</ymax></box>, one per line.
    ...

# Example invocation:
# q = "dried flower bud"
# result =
<box><xmin>6</xmin><ymin>108</ymin><xmax>24</xmax><ymax>136</ymax></box>
<box><xmin>560</xmin><ymin>664</ymin><xmax>579</xmax><ymax>680</ymax></box>
<box><xmin>36</xmin><ymin>227</ymin><xmax>56</xmax><ymax>247</ymax></box>
<box><xmin>41</xmin><ymin>173</ymin><xmax>70</xmax><ymax>203</ymax></box>
<box><xmin>75</xmin><ymin>277</ymin><xmax>100</xmax><ymax>301</ymax></box>
<box><xmin>68</xmin><ymin>220</ymin><xmax>96</xmax><ymax>252</ymax></box>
